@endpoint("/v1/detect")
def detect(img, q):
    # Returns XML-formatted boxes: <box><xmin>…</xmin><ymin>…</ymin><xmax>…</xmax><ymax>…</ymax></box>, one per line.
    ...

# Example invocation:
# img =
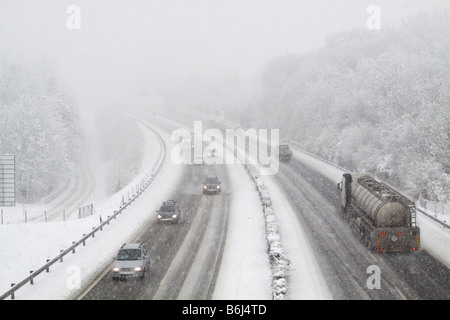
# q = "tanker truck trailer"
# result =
<box><xmin>337</xmin><ymin>173</ymin><xmax>420</xmax><ymax>252</ymax></box>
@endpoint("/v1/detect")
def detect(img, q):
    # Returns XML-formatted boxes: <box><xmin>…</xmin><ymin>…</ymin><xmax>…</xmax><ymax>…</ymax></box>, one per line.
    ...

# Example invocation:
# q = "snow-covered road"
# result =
<box><xmin>0</xmin><ymin>108</ymin><xmax>278</xmax><ymax>300</ymax></box>
<box><xmin>1</xmin><ymin>104</ymin><xmax>449</xmax><ymax>300</ymax></box>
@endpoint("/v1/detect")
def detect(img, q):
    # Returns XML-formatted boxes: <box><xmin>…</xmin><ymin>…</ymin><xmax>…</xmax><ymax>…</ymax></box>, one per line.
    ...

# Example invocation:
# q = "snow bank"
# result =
<box><xmin>212</xmin><ymin>163</ymin><xmax>272</xmax><ymax>300</ymax></box>
<box><xmin>245</xmin><ymin>164</ymin><xmax>290</xmax><ymax>300</ymax></box>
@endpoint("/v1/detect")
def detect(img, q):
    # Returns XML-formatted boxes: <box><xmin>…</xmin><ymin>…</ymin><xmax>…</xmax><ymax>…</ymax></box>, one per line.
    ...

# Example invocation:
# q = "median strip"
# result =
<box><xmin>245</xmin><ymin>164</ymin><xmax>290</xmax><ymax>300</ymax></box>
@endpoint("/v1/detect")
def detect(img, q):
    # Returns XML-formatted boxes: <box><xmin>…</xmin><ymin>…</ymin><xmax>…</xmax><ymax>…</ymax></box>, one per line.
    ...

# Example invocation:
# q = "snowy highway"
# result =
<box><xmin>2</xmin><ymin>1</ymin><xmax>450</xmax><ymax>306</ymax></box>
<box><xmin>81</xmin><ymin>161</ymin><xmax>230</xmax><ymax>300</ymax></box>
<box><xmin>1</xmin><ymin>106</ymin><xmax>450</xmax><ymax>300</ymax></box>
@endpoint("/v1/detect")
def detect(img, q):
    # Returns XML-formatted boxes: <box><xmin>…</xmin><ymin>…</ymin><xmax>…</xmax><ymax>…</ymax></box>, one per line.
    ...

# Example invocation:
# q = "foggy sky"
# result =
<box><xmin>0</xmin><ymin>0</ymin><xmax>448</xmax><ymax>100</ymax></box>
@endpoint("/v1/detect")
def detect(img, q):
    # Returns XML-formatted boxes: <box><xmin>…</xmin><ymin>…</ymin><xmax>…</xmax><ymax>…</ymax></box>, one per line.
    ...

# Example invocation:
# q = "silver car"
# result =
<box><xmin>112</xmin><ymin>243</ymin><xmax>150</xmax><ymax>280</ymax></box>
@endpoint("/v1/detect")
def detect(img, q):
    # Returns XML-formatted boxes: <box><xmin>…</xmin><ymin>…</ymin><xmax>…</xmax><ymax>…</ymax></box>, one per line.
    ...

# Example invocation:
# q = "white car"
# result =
<box><xmin>112</xmin><ymin>243</ymin><xmax>150</xmax><ymax>280</ymax></box>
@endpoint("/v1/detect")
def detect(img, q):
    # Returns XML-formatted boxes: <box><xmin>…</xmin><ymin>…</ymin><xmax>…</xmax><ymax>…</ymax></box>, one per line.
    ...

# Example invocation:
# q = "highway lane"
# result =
<box><xmin>150</xmin><ymin>111</ymin><xmax>450</xmax><ymax>299</ymax></box>
<box><xmin>276</xmin><ymin>157</ymin><xmax>450</xmax><ymax>299</ymax></box>
<box><xmin>81</xmin><ymin>160</ymin><xmax>230</xmax><ymax>300</ymax></box>
<box><xmin>81</xmin><ymin>107</ymin><xmax>450</xmax><ymax>300</ymax></box>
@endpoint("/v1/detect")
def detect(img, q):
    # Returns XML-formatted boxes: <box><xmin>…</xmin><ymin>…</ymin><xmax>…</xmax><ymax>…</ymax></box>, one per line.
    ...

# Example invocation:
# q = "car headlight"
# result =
<box><xmin>172</xmin><ymin>214</ymin><xmax>177</xmax><ymax>219</ymax></box>
<box><xmin>203</xmin><ymin>185</ymin><xmax>207</xmax><ymax>189</ymax></box>
<box><xmin>157</xmin><ymin>214</ymin><xmax>162</xmax><ymax>219</ymax></box>
<box><xmin>217</xmin><ymin>185</ymin><xmax>221</xmax><ymax>189</ymax></box>
<box><xmin>113</xmin><ymin>267</ymin><xmax>120</xmax><ymax>272</ymax></box>
<box><xmin>134</xmin><ymin>267</ymin><xmax>142</xmax><ymax>272</ymax></box>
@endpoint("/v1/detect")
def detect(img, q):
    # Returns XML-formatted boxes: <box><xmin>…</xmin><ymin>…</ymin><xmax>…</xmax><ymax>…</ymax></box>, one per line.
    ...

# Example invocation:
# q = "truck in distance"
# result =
<box><xmin>279</xmin><ymin>144</ymin><xmax>293</xmax><ymax>161</ymax></box>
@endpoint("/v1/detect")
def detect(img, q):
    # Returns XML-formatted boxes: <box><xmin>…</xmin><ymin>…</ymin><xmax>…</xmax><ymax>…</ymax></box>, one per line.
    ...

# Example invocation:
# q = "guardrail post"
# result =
<box><xmin>60</xmin><ymin>250</ymin><xmax>64</xmax><ymax>262</ymax></box>
<box><xmin>29</xmin><ymin>271</ymin><xmax>33</xmax><ymax>285</ymax></box>
<box><xmin>46</xmin><ymin>259</ymin><xmax>50</xmax><ymax>272</ymax></box>
<box><xmin>11</xmin><ymin>284</ymin><xmax>15</xmax><ymax>299</ymax></box>
<box><xmin>92</xmin><ymin>227</ymin><xmax>95</xmax><ymax>238</ymax></box>
<box><xmin>83</xmin><ymin>234</ymin><xmax>86</xmax><ymax>246</ymax></box>
<box><xmin>72</xmin><ymin>242</ymin><xmax>76</xmax><ymax>253</ymax></box>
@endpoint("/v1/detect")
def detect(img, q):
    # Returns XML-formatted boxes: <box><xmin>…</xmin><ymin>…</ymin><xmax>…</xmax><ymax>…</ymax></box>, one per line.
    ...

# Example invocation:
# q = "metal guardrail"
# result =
<box><xmin>416</xmin><ymin>207</ymin><xmax>449</xmax><ymax>229</ymax></box>
<box><xmin>0</xmin><ymin>123</ymin><xmax>166</xmax><ymax>300</ymax></box>
<box><xmin>288</xmin><ymin>141</ymin><xmax>348</xmax><ymax>173</ymax></box>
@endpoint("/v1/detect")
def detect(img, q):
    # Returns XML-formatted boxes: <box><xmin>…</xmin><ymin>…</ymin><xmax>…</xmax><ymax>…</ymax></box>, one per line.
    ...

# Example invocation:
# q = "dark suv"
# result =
<box><xmin>202</xmin><ymin>175</ymin><xmax>222</xmax><ymax>194</ymax></box>
<box><xmin>156</xmin><ymin>200</ymin><xmax>181</xmax><ymax>224</ymax></box>
<box><xmin>112</xmin><ymin>243</ymin><xmax>150</xmax><ymax>280</ymax></box>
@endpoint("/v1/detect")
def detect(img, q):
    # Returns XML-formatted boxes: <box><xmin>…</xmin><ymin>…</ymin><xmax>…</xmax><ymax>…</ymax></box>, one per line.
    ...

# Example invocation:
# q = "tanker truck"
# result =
<box><xmin>337</xmin><ymin>173</ymin><xmax>420</xmax><ymax>252</ymax></box>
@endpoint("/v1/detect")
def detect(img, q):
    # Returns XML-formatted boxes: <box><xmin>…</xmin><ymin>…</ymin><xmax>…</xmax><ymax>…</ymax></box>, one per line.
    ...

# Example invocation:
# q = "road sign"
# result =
<box><xmin>0</xmin><ymin>155</ymin><xmax>15</xmax><ymax>206</ymax></box>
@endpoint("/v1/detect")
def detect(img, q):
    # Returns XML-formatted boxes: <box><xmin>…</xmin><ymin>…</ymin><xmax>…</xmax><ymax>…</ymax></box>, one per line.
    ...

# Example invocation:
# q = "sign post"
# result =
<box><xmin>0</xmin><ymin>155</ymin><xmax>15</xmax><ymax>206</ymax></box>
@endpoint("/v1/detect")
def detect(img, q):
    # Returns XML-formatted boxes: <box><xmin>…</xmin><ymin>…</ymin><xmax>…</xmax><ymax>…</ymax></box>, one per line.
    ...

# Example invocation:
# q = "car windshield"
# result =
<box><xmin>205</xmin><ymin>177</ymin><xmax>218</xmax><ymax>183</ymax></box>
<box><xmin>116</xmin><ymin>249</ymin><xmax>142</xmax><ymax>260</ymax></box>
<box><xmin>160</xmin><ymin>204</ymin><xmax>175</xmax><ymax>212</ymax></box>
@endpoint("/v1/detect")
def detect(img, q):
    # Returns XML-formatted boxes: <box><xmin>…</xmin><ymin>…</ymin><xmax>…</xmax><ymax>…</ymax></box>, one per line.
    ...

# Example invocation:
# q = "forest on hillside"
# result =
<box><xmin>0</xmin><ymin>58</ymin><xmax>82</xmax><ymax>203</ymax></box>
<box><xmin>0</xmin><ymin>58</ymin><xmax>145</xmax><ymax>203</ymax></box>
<box><xmin>237</xmin><ymin>10</ymin><xmax>450</xmax><ymax>202</ymax></box>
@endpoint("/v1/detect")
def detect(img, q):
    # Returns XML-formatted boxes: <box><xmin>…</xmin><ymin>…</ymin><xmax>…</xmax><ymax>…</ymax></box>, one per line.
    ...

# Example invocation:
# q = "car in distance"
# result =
<box><xmin>112</xmin><ymin>243</ymin><xmax>150</xmax><ymax>280</ymax></box>
<box><xmin>202</xmin><ymin>175</ymin><xmax>222</xmax><ymax>194</ymax></box>
<box><xmin>156</xmin><ymin>200</ymin><xmax>181</xmax><ymax>224</ymax></box>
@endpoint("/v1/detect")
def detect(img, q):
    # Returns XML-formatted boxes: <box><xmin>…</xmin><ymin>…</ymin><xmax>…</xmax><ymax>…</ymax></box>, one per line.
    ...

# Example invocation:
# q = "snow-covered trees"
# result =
<box><xmin>0</xmin><ymin>59</ymin><xmax>82</xmax><ymax>203</ymax></box>
<box><xmin>243</xmin><ymin>10</ymin><xmax>450</xmax><ymax>202</ymax></box>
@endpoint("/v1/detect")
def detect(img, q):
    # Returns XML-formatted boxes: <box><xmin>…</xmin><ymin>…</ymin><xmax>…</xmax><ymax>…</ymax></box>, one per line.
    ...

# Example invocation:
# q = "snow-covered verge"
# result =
<box><xmin>416</xmin><ymin>205</ymin><xmax>450</xmax><ymax>229</ymax></box>
<box><xmin>212</xmin><ymin>163</ymin><xmax>272</xmax><ymax>300</ymax></box>
<box><xmin>263</xmin><ymin>174</ymin><xmax>332</xmax><ymax>299</ymax></box>
<box><xmin>245</xmin><ymin>164</ymin><xmax>289</xmax><ymax>300</ymax></box>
